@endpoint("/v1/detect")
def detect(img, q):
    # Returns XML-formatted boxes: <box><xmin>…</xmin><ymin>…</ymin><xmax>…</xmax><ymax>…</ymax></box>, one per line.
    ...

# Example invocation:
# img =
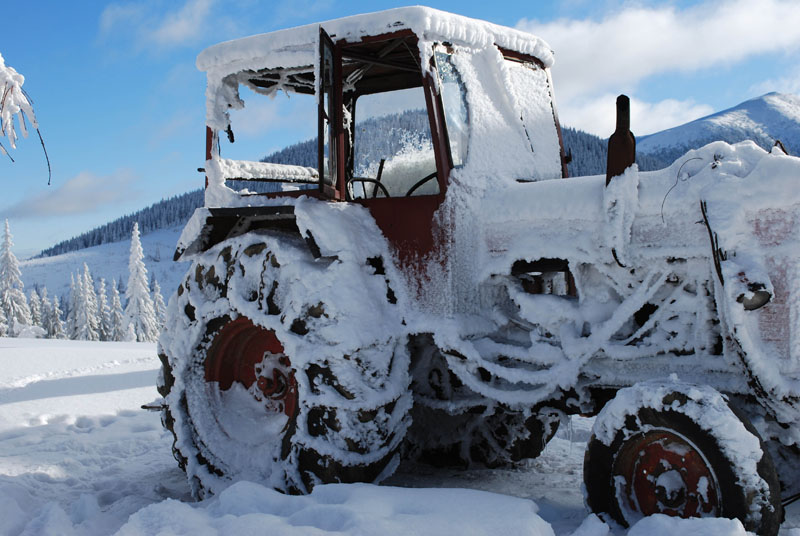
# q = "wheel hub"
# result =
<box><xmin>205</xmin><ymin>317</ymin><xmax>298</xmax><ymax>418</ymax></box>
<box><xmin>613</xmin><ymin>429</ymin><xmax>720</xmax><ymax>520</ymax></box>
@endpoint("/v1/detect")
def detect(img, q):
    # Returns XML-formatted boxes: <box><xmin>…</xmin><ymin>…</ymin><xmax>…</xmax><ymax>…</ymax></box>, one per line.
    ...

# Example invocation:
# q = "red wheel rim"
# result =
<box><xmin>613</xmin><ymin>429</ymin><xmax>720</xmax><ymax>521</ymax></box>
<box><xmin>204</xmin><ymin>317</ymin><xmax>298</xmax><ymax>418</ymax></box>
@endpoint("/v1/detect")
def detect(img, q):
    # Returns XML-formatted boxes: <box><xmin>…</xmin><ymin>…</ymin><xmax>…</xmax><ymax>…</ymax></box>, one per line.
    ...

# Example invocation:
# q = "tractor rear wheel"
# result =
<box><xmin>158</xmin><ymin>233</ymin><xmax>410</xmax><ymax>496</ymax></box>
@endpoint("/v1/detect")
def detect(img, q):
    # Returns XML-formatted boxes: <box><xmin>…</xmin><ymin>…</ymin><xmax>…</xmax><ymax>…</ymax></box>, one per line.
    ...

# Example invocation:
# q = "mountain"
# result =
<box><xmin>638</xmin><ymin>92</ymin><xmax>800</xmax><ymax>163</ymax></box>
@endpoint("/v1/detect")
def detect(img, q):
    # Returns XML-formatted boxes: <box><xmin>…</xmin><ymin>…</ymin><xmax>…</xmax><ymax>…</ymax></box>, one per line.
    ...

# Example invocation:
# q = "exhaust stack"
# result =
<box><xmin>606</xmin><ymin>95</ymin><xmax>636</xmax><ymax>186</ymax></box>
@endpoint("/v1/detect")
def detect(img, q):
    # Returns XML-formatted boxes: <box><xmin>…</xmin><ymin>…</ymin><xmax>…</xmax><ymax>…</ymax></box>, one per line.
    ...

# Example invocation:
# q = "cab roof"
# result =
<box><xmin>197</xmin><ymin>6</ymin><xmax>554</xmax><ymax>76</ymax></box>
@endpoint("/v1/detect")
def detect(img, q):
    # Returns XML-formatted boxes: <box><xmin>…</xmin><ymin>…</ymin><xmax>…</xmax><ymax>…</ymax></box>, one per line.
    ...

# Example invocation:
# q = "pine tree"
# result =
<box><xmin>29</xmin><ymin>288</ymin><xmax>42</xmax><ymax>327</ymax></box>
<box><xmin>50</xmin><ymin>296</ymin><xmax>66</xmax><ymax>339</ymax></box>
<box><xmin>73</xmin><ymin>265</ymin><xmax>100</xmax><ymax>341</ymax></box>
<box><xmin>84</xmin><ymin>264</ymin><xmax>100</xmax><ymax>339</ymax></box>
<box><xmin>110</xmin><ymin>279</ymin><xmax>127</xmax><ymax>342</ymax></box>
<box><xmin>124</xmin><ymin>223</ymin><xmax>159</xmax><ymax>342</ymax></box>
<box><xmin>124</xmin><ymin>322</ymin><xmax>136</xmax><ymax>342</ymax></box>
<box><xmin>152</xmin><ymin>279</ymin><xmax>167</xmax><ymax>330</ymax></box>
<box><xmin>97</xmin><ymin>278</ymin><xmax>112</xmax><ymax>341</ymax></box>
<box><xmin>66</xmin><ymin>273</ymin><xmax>77</xmax><ymax>338</ymax></box>
<box><xmin>40</xmin><ymin>287</ymin><xmax>52</xmax><ymax>338</ymax></box>
<box><xmin>0</xmin><ymin>304</ymin><xmax>7</xmax><ymax>337</ymax></box>
<box><xmin>0</xmin><ymin>220</ymin><xmax>31</xmax><ymax>336</ymax></box>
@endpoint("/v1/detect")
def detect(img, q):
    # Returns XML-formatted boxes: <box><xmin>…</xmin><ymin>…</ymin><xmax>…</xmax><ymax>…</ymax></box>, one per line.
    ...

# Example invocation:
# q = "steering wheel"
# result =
<box><xmin>347</xmin><ymin>178</ymin><xmax>391</xmax><ymax>198</ymax></box>
<box><xmin>405</xmin><ymin>171</ymin><xmax>438</xmax><ymax>197</ymax></box>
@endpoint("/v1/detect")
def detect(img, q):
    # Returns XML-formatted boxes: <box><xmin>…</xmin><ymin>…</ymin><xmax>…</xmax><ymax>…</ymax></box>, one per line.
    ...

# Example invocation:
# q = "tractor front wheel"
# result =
<box><xmin>584</xmin><ymin>384</ymin><xmax>782</xmax><ymax>535</ymax></box>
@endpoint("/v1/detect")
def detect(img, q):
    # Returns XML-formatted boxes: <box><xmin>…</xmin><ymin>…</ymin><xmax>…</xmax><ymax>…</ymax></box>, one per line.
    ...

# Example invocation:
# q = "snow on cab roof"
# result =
<box><xmin>196</xmin><ymin>6</ymin><xmax>554</xmax><ymax>75</ymax></box>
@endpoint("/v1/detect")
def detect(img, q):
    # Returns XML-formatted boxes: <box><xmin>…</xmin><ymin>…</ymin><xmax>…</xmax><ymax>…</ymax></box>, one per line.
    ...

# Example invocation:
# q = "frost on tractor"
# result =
<box><xmin>156</xmin><ymin>7</ymin><xmax>800</xmax><ymax>534</ymax></box>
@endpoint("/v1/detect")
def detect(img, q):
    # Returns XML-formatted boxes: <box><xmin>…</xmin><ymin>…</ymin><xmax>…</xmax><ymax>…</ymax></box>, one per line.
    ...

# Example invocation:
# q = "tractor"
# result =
<box><xmin>157</xmin><ymin>8</ymin><xmax>800</xmax><ymax>535</ymax></box>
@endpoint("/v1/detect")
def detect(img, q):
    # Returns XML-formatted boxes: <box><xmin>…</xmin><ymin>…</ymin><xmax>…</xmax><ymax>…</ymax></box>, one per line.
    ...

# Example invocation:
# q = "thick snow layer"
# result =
<box><xmin>5</xmin><ymin>337</ymin><xmax>794</xmax><ymax>534</ymax></box>
<box><xmin>213</xmin><ymin>158</ymin><xmax>318</xmax><ymax>183</ymax></box>
<box><xmin>196</xmin><ymin>7</ymin><xmax>554</xmax><ymax>75</ymax></box>
<box><xmin>626</xmin><ymin>514</ymin><xmax>751</xmax><ymax>535</ymax></box>
<box><xmin>117</xmin><ymin>481</ymin><xmax>555</xmax><ymax>536</ymax></box>
<box><xmin>458</xmin><ymin>141</ymin><xmax>800</xmax><ymax>412</ymax></box>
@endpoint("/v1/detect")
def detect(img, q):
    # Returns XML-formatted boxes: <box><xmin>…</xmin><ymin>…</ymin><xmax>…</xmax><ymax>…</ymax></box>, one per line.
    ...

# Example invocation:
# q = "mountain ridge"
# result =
<box><xmin>638</xmin><ymin>92</ymin><xmax>800</xmax><ymax>162</ymax></box>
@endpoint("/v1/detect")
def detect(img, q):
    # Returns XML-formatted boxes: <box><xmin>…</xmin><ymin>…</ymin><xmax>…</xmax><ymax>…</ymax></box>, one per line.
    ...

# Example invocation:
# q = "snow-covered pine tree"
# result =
<box><xmin>97</xmin><ymin>278</ymin><xmax>112</xmax><ymax>341</ymax></box>
<box><xmin>152</xmin><ymin>278</ymin><xmax>167</xmax><ymax>329</ymax></box>
<box><xmin>39</xmin><ymin>287</ymin><xmax>52</xmax><ymax>338</ymax></box>
<box><xmin>124</xmin><ymin>322</ymin><xmax>136</xmax><ymax>342</ymax></box>
<box><xmin>66</xmin><ymin>273</ymin><xmax>77</xmax><ymax>338</ymax></box>
<box><xmin>124</xmin><ymin>223</ymin><xmax>159</xmax><ymax>342</ymax></box>
<box><xmin>50</xmin><ymin>296</ymin><xmax>66</xmax><ymax>339</ymax></box>
<box><xmin>0</xmin><ymin>303</ymin><xmax>7</xmax><ymax>337</ymax></box>
<box><xmin>29</xmin><ymin>288</ymin><xmax>42</xmax><ymax>327</ymax></box>
<box><xmin>73</xmin><ymin>264</ymin><xmax>100</xmax><ymax>341</ymax></box>
<box><xmin>0</xmin><ymin>220</ymin><xmax>31</xmax><ymax>336</ymax></box>
<box><xmin>109</xmin><ymin>279</ymin><xmax>127</xmax><ymax>342</ymax></box>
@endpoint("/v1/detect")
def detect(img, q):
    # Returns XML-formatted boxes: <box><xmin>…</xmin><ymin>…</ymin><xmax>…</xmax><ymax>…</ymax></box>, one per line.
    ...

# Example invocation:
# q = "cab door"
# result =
<box><xmin>318</xmin><ymin>29</ymin><xmax>454</xmax><ymax>264</ymax></box>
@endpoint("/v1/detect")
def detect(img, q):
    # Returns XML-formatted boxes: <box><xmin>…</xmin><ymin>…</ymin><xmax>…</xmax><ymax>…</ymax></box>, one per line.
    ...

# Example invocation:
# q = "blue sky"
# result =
<box><xmin>2</xmin><ymin>0</ymin><xmax>799</xmax><ymax>257</ymax></box>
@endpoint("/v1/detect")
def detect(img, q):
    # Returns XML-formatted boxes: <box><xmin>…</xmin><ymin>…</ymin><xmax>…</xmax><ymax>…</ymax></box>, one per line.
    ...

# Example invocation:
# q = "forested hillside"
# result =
<box><xmin>39</xmin><ymin>190</ymin><xmax>205</xmax><ymax>257</ymax></box>
<box><xmin>561</xmin><ymin>127</ymin><xmax>671</xmax><ymax>176</ymax></box>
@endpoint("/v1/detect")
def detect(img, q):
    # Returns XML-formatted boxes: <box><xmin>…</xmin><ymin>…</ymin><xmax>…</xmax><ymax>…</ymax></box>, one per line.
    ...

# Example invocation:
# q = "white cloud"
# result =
<box><xmin>99</xmin><ymin>0</ymin><xmax>221</xmax><ymax>51</ymax></box>
<box><xmin>750</xmin><ymin>66</ymin><xmax>800</xmax><ymax>96</ymax></box>
<box><xmin>3</xmin><ymin>170</ymin><xmax>138</xmax><ymax>219</ymax></box>
<box><xmin>518</xmin><ymin>0</ymin><xmax>800</xmax><ymax>102</ymax></box>
<box><xmin>150</xmin><ymin>0</ymin><xmax>215</xmax><ymax>47</ymax></box>
<box><xmin>99</xmin><ymin>3</ymin><xmax>146</xmax><ymax>36</ymax></box>
<box><xmin>560</xmin><ymin>94</ymin><xmax>714</xmax><ymax>137</ymax></box>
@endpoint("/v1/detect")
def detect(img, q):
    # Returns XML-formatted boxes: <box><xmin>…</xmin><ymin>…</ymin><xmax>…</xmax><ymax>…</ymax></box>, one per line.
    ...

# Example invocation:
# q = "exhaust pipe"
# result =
<box><xmin>606</xmin><ymin>95</ymin><xmax>636</xmax><ymax>185</ymax></box>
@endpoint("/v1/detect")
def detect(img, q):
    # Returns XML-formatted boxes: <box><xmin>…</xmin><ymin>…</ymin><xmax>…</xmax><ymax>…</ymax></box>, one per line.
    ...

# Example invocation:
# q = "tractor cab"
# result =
<box><xmin>191</xmin><ymin>7</ymin><xmax>566</xmax><ymax>260</ymax></box>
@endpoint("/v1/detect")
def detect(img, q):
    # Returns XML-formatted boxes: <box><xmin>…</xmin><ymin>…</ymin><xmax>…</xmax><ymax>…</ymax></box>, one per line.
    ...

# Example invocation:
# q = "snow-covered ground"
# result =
<box><xmin>2</xmin><ymin>337</ymin><xmax>800</xmax><ymax>535</ymax></box>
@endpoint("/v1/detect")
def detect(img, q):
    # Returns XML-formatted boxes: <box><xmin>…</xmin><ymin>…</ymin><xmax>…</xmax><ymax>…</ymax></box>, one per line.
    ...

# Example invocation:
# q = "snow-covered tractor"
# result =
<box><xmin>157</xmin><ymin>7</ymin><xmax>800</xmax><ymax>534</ymax></box>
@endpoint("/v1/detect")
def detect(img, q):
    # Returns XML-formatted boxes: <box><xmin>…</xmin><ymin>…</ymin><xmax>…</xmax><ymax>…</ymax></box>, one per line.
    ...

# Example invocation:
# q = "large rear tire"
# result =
<box><xmin>158</xmin><ymin>232</ymin><xmax>410</xmax><ymax>497</ymax></box>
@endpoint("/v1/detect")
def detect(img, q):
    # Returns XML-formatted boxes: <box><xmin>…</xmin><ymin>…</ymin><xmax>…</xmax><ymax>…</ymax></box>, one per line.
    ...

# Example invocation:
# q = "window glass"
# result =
<box><xmin>321</xmin><ymin>43</ymin><xmax>336</xmax><ymax>187</ymax></box>
<box><xmin>503</xmin><ymin>59</ymin><xmax>562</xmax><ymax>180</ymax></box>
<box><xmin>434</xmin><ymin>50</ymin><xmax>469</xmax><ymax>168</ymax></box>
<box><xmin>349</xmin><ymin>87</ymin><xmax>437</xmax><ymax>198</ymax></box>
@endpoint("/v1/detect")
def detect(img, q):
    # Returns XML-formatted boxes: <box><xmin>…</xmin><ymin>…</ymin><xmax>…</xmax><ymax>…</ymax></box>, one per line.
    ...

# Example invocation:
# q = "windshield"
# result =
<box><xmin>349</xmin><ymin>87</ymin><xmax>436</xmax><ymax>199</ymax></box>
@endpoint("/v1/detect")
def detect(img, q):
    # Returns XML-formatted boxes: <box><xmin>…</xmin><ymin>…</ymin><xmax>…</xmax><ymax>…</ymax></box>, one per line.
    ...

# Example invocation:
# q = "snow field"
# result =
<box><xmin>0</xmin><ymin>338</ymin><xmax>187</xmax><ymax>535</ymax></box>
<box><xmin>7</xmin><ymin>338</ymin><xmax>800</xmax><ymax>533</ymax></box>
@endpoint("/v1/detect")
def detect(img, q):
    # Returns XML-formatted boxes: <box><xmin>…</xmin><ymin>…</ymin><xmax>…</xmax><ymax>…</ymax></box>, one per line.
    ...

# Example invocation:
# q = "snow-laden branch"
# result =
<box><xmin>0</xmin><ymin>52</ymin><xmax>38</xmax><ymax>155</ymax></box>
